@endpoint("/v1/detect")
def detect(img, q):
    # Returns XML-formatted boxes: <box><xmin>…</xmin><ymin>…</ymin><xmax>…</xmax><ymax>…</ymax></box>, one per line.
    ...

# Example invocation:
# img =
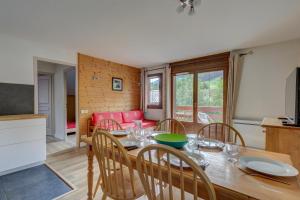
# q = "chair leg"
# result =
<box><xmin>93</xmin><ymin>176</ymin><xmax>102</xmax><ymax>198</ymax></box>
<box><xmin>102</xmin><ymin>193</ymin><xmax>107</xmax><ymax>200</ymax></box>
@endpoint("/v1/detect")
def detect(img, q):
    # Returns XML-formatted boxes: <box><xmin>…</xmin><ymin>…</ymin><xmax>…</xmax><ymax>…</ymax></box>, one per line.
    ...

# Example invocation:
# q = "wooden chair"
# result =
<box><xmin>92</xmin><ymin>119</ymin><xmax>123</xmax><ymax>197</ymax></box>
<box><xmin>136</xmin><ymin>144</ymin><xmax>216</xmax><ymax>200</ymax></box>
<box><xmin>87</xmin><ymin>118</ymin><xmax>123</xmax><ymax>137</ymax></box>
<box><xmin>92</xmin><ymin>130</ymin><xmax>144</xmax><ymax>200</ymax></box>
<box><xmin>197</xmin><ymin>123</ymin><xmax>246</xmax><ymax>146</ymax></box>
<box><xmin>93</xmin><ymin>118</ymin><xmax>123</xmax><ymax>134</ymax></box>
<box><xmin>155</xmin><ymin>118</ymin><xmax>186</xmax><ymax>134</ymax></box>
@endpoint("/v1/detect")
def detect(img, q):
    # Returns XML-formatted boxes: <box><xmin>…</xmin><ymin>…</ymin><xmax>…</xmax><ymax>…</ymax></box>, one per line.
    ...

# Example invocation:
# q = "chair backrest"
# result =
<box><xmin>136</xmin><ymin>144</ymin><xmax>216</xmax><ymax>200</ymax></box>
<box><xmin>155</xmin><ymin>118</ymin><xmax>186</xmax><ymax>134</ymax></box>
<box><xmin>92</xmin><ymin>131</ymin><xmax>137</xmax><ymax>200</ymax></box>
<box><xmin>94</xmin><ymin>118</ymin><xmax>123</xmax><ymax>133</ymax></box>
<box><xmin>197</xmin><ymin>123</ymin><xmax>245</xmax><ymax>146</ymax></box>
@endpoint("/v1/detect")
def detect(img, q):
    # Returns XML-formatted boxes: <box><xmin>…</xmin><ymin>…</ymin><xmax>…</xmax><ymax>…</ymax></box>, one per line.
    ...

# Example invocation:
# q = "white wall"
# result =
<box><xmin>53</xmin><ymin>65</ymin><xmax>68</xmax><ymax>140</ymax></box>
<box><xmin>0</xmin><ymin>33</ymin><xmax>76</xmax><ymax>85</ymax></box>
<box><xmin>235</xmin><ymin>38</ymin><xmax>300</xmax><ymax>121</ymax></box>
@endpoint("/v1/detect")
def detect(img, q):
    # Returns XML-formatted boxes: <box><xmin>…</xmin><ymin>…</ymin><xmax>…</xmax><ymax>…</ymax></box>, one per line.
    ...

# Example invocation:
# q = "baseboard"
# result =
<box><xmin>0</xmin><ymin>161</ymin><xmax>44</xmax><ymax>176</ymax></box>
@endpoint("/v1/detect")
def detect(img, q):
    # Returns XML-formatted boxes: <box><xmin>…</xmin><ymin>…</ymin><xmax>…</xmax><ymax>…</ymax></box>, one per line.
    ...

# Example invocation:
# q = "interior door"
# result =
<box><xmin>38</xmin><ymin>74</ymin><xmax>53</xmax><ymax>135</ymax></box>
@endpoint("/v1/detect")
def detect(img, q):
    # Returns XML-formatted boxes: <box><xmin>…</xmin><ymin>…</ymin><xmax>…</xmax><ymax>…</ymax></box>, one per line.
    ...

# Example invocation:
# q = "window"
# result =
<box><xmin>147</xmin><ymin>73</ymin><xmax>162</xmax><ymax>109</ymax></box>
<box><xmin>171</xmin><ymin>52</ymin><xmax>229</xmax><ymax>126</ymax></box>
<box><xmin>174</xmin><ymin>73</ymin><xmax>194</xmax><ymax>122</ymax></box>
<box><xmin>197</xmin><ymin>70</ymin><xmax>224</xmax><ymax>123</ymax></box>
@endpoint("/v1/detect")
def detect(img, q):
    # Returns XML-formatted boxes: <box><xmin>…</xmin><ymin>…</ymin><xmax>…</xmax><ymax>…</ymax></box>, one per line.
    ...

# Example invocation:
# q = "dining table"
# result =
<box><xmin>81</xmin><ymin>133</ymin><xmax>300</xmax><ymax>200</ymax></box>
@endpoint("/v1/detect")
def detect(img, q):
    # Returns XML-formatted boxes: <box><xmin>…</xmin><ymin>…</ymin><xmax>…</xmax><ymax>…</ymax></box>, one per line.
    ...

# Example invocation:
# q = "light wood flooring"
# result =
<box><xmin>47</xmin><ymin>135</ymin><xmax>76</xmax><ymax>155</ymax></box>
<box><xmin>46</xmin><ymin>147</ymin><xmax>103</xmax><ymax>200</ymax></box>
<box><xmin>46</xmin><ymin>147</ymin><xmax>147</xmax><ymax>200</ymax></box>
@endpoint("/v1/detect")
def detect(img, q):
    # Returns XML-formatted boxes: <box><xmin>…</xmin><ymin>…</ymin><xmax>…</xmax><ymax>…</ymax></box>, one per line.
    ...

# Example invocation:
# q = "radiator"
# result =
<box><xmin>233</xmin><ymin>119</ymin><xmax>265</xmax><ymax>149</ymax></box>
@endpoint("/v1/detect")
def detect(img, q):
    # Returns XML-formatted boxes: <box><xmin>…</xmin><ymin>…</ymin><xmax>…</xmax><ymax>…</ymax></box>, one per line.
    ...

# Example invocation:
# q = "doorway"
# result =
<box><xmin>36</xmin><ymin>59</ymin><xmax>77</xmax><ymax>155</ymax></box>
<box><xmin>38</xmin><ymin>74</ymin><xmax>54</xmax><ymax>135</ymax></box>
<box><xmin>171</xmin><ymin>58</ymin><xmax>228</xmax><ymax>133</ymax></box>
<box><xmin>172</xmin><ymin>70</ymin><xmax>226</xmax><ymax>132</ymax></box>
<box><xmin>65</xmin><ymin>68</ymin><xmax>76</xmax><ymax>146</ymax></box>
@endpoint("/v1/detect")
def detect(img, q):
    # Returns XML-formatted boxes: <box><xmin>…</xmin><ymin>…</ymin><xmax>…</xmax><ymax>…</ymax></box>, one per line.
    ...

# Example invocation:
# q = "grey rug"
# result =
<box><xmin>0</xmin><ymin>165</ymin><xmax>72</xmax><ymax>200</ymax></box>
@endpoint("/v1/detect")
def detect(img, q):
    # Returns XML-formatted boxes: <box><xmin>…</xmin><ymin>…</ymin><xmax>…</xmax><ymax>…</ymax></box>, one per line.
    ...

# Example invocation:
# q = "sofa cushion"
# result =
<box><xmin>92</xmin><ymin>112</ymin><xmax>123</xmax><ymax>125</ymax></box>
<box><xmin>120</xmin><ymin>123</ymin><xmax>135</xmax><ymax>130</ymax></box>
<box><xmin>142</xmin><ymin>120</ymin><xmax>157</xmax><ymax>128</ymax></box>
<box><xmin>122</xmin><ymin>110</ymin><xmax>144</xmax><ymax>123</ymax></box>
<box><xmin>121</xmin><ymin>121</ymin><xmax>156</xmax><ymax>129</ymax></box>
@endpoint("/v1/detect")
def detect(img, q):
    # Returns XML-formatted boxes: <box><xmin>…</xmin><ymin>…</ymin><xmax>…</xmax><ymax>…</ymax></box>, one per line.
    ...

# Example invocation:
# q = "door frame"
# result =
<box><xmin>170</xmin><ymin>52</ymin><xmax>229</xmax><ymax>132</ymax></box>
<box><xmin>33</xmin><ymin>57</ymin><xmax>79</xmax><ymax>147</ymax></box>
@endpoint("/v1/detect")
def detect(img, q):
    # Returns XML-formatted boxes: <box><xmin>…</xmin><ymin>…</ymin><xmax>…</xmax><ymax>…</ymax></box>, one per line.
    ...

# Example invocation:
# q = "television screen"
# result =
<box><xmin>285</xmin><ymin>68</ymin><xmax>299</xmax><ymax>125</ymax></box>
<box><xmin>0</xmin><ymin>83</ymin><xmax>34</xmax><ymax>115</ymax></box>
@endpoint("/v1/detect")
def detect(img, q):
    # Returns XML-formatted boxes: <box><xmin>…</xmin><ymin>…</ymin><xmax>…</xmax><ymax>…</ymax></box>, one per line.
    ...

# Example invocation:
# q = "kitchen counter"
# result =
<box><xmin>0</xmin><ymin>114</ymin><xmax>47</xmax><ymax>121</ymax></box>
<box><xmin>0</xmin><ymin>115</ymin><xmax>46</xmax><ymax>175</ymax></box>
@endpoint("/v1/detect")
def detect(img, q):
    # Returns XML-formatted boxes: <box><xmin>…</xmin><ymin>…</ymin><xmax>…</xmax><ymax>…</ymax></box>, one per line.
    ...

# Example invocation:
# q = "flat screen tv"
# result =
<box><xmin>285</xmin><ymin>67</ymin><xmax>300</xmax><ymax>126</ymax></box>
<box><xmin>0</xmin><ymin>83</ymin><xmax>34</xmax><ymax>115</ymax></box>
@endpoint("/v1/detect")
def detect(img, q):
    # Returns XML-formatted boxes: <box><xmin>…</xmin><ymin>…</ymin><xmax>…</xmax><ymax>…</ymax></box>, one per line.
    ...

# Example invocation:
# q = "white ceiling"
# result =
<box><xmin>0</xmin><ymin>0</ymin><xmax>300</xmax><ymax>67</ymax></box>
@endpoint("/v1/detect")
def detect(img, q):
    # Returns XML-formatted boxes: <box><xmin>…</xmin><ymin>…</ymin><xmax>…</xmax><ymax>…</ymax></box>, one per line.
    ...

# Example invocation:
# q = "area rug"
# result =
<box><xmin>0</xmin><ymin>165</ymin><xmax>73</xmax><ymax>200</ymax></box>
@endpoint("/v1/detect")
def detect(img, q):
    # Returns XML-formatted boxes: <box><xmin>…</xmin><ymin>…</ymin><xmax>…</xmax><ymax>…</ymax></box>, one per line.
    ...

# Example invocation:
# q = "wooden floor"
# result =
<box><xmin>46</xmin><ymin>147</ymin><xmax>103</xmax><ymax>200</ymax></box>
<box><xmin>46</xmin><ymin>147</ymin><xmax>147</xmax><ymax>200</ymax></box>
<box><xmin>46</xmin><ymin>135</ymin><xmax>76</xmax><ymax>155</ymax></box>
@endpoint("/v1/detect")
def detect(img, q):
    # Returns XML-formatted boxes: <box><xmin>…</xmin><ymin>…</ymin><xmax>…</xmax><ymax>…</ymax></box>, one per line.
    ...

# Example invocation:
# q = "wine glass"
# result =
<box><xmin>224</xmin><ymin>143</ymin><xmax>239</xmax><ymax>163</ymax></box>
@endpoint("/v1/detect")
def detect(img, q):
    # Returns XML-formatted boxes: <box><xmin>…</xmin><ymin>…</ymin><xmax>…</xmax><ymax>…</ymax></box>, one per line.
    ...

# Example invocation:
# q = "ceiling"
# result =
<box><xmin>0</xmin><ymin>0</ymin><xmax>300</xmax><ymax>67</ymax></box>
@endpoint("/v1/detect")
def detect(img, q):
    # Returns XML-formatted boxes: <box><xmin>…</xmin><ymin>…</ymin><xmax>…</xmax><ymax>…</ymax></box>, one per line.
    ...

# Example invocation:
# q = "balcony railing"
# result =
<box><xmin>174</xmin><ymin>106</ymin><xmax>223</xmax><ymax>123</ymax></box>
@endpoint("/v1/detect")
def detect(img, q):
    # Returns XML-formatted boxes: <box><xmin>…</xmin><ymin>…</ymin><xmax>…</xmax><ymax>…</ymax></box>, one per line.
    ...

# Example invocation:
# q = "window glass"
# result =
<box><xmin>147</xmin><ymin>74</ymin><xmax>162</xmax><ymax>109</ymax></box>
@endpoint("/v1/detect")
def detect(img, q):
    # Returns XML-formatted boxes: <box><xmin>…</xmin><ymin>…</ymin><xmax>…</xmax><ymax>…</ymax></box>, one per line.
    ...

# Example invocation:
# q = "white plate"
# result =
<box><xmin>239</xmin><ymin>156</ymin><xmax>299</xmax><ymax>177</ymax></box>
<box><xmin>162</xmin><ymin>152</ymin><xmax>209</xmax><ymax>169</ymax></box>
<box><xmin>111</xmin><ymin>130</ymin><xmax>129</xmax><ymax>136</ymax></box>
<box><xmin>118</xmin><ymin>138</ymin><xmax>140</xmax><ymax>148</ymax></box>
<box><xmin>198</xmin><ymin>138</ymin><xmax>224</xmax><ymax>149</ymax></box>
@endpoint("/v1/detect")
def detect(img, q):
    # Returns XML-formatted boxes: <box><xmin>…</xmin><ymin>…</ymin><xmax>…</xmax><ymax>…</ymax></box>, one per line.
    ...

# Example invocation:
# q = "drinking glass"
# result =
<box><xmin>187</xmin><ymin>136</ymin><xmax>198</xmax><ymax>153</ymax></box>
<box><xmin>126</xmin><ymin>127</ymin><xmax>135</xmax><ymax>139</ymax></box>
<box><xmin>197</xmin><ymin>134</ymin><xmax>205</xmax><ymax>146</ymax></box>
<box><xmin>224</xmin><ymin>143</ymin><xmax>239</xmax><ymax>163</ymax></box>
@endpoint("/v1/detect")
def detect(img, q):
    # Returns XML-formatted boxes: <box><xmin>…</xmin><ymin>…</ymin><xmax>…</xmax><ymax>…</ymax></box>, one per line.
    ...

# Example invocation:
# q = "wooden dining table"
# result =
<box><xmin>81</xmin><ymin>134</ymin><xmax>300</xmax><ymax>200</ymax></box>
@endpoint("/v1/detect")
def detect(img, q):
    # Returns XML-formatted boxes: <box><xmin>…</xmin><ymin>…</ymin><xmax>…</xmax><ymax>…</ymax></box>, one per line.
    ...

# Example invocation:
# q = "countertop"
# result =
<box><xmin>0</xmin><ymin>114</ymin><xmax>47</xmax><ymax>121</ymax></box>
<box><xmin>261</xmin><ymin>117</ymin><xmax>300</xmax><ymax>130</ymax></box>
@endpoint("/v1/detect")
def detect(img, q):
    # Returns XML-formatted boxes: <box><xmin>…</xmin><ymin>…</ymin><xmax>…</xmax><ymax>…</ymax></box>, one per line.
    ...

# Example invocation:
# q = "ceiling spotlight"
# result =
<box><xmin>177</xmin><ymin>0</ymin><xmax>187</xmax><ymax>13</ymax></box>
<box><xmin>188</xmin><ymin>5</ymin><xmax>195</xmax><ymax>16</ymax></box>
<box><xmin>177</xmin><ymin>0</ymin><xmax>201</xmax><ymax>15</ymax></box>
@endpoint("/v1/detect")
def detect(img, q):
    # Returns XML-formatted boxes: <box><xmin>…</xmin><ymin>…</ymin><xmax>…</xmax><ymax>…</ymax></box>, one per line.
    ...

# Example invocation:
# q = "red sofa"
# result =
<box><xmin>90</xmin><ymin>110</ymin><xmax>157</xmax><ymax>131</ymax></box>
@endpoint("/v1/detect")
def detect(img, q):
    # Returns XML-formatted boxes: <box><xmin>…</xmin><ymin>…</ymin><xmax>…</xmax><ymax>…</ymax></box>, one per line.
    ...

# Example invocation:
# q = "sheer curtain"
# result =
<box><xmin>164</xmin><ymin>64</ymin><xmax>171</xmax><ymax>118</ymax></box>
<box><xmin>140</xmin><ymin>68</ymin><xmax>147</xmax><ymax>113</ymax></box>
<box><xmin>226</xmin><ymin>50</ymin><xmax>251</xmax><ymax>125</ymax></box>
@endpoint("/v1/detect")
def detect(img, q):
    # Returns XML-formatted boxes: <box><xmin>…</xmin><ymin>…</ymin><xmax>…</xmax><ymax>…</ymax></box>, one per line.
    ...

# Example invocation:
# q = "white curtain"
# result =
<box><xmin>226</xmin><ymin>51</ymin><xmax>246</xmax><ymax>125</ymax></box>
<box><xmin>164</xmin><ymin>64</ymin><xmax>171</xmax><ymax>118</ymax></box>
<box><xmin>140</xmin><ymin>68</ymin><xmax>147</xmax><ymax>113</ymax></box>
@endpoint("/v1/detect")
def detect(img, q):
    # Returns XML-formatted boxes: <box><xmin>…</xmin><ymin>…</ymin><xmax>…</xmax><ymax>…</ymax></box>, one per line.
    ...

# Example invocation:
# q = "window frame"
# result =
<box><xmin>147</xmin><ymin>73</ymin><xmax>163</xmax><ymax>109</ymax></box>
<box><xmin>170</xmin><ymin>52</ymin><xmax>229</xmax><ymax>128</ymax></box>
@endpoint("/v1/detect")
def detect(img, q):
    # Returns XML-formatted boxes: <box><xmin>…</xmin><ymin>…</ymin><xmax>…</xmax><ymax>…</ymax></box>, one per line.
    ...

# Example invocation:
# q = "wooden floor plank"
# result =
<box><xmin>46</xmin><ymin>147</ymin><xmax>102</xmax><ymax>200</ymax></box>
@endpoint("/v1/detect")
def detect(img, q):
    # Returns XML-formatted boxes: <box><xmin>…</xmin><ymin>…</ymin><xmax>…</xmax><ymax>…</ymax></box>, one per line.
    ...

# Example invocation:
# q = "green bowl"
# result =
<box><xmin>154</xmin><ymin>133</ymin><xmax>188</xmax><ymax>149</ymax></box>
